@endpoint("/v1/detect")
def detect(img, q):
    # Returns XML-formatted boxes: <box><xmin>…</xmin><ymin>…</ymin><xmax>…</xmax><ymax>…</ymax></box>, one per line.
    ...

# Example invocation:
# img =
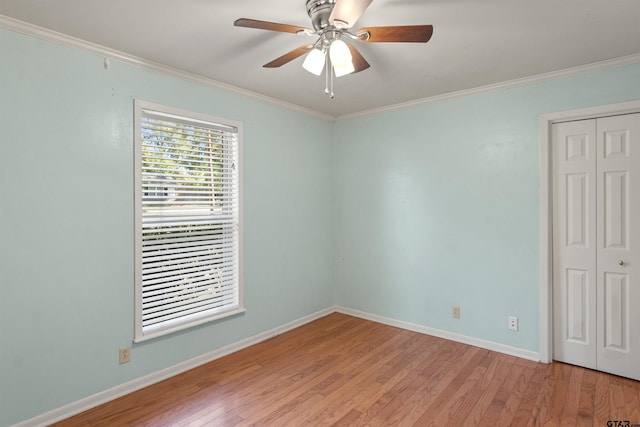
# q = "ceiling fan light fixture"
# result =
<box><xmin>329</xmin><ymin>39</ymin><xmax>352</xmax><ymax>68</ymax></box>
<box><xmin>329</xmin><ymin>39</ymin><xmax>354</xmax><ymax>77</ymax></box>
<box><xmin>302</xmin><ymin>48</ymin><xmax>326</xmax><ymax>75</ymax></box>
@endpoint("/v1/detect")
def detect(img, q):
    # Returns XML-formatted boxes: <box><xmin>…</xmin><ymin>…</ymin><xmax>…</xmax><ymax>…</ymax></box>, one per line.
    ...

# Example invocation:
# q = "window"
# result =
<box><xmin>134</xmin><ymin>100</ymin><xmax>243</xmax><ymax>342</ymax></box>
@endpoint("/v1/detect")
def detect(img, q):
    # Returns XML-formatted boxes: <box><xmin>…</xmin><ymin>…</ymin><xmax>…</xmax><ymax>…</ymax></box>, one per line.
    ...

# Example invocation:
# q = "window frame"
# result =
<box><xmin>133</xmin><ymin>99</ymin><xmax>244</xmax><ymax>343</ymax></box>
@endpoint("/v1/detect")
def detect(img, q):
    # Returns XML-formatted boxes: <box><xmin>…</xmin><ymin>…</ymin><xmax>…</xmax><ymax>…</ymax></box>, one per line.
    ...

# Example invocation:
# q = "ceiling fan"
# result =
<box><xmin>234</xmin><ymin>0</ymin><xmax>433</xmax><ymax>97</ymax></box>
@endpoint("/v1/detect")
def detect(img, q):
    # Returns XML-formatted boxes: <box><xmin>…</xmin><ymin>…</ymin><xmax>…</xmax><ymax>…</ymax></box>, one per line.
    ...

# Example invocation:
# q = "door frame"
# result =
<box><xmin>539</xmin><ymin>100</ymin><xmax>640</xmax><ymax>363</ymax></box>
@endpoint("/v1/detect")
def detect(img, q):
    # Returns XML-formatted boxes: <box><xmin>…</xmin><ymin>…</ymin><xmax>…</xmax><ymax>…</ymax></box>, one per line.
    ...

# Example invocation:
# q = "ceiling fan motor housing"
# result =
<box><xmin>306</xmin><ymin>0</ymin><xmax>337</xmax><ymax>31</ymax></box>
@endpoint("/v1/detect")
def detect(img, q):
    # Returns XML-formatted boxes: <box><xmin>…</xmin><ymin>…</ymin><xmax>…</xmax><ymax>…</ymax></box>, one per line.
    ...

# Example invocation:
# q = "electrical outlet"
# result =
<box><xmin>508</xmin><ymin>316</ymin><xmax>518</xmax><ymax>331</ymax></box>
<box><xmin>119</xmin><ymin>347</ymin><xmax>131</xmax><ymax>364</ymax></box>
<box><xmin>452</xmin><ymin>306</ymin><xmax>460</xmax><ymax>319</ymax></box>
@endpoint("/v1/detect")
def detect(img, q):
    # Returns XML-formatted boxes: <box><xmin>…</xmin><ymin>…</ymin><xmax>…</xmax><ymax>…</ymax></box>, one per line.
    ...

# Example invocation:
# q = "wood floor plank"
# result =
<box><xmin>574</xmin><ymin>367</ymin><xmax>597</xmax><ymax>426</ymax></box>
<box><xmin>558</xmin><ymin>364</ymin><xmax>583</xmax><ymax>426</ymax></box>
<box><xmin>290</xmin><ymin>331</ymin><xmax>435</xmax><ymax>426</ymax></box>
<box><xmin>427</xmin><ymin>350</ymin><xmax>494</xmax><ymax>426</ymax></box>
<box><xmin>461</xmin><ymin>354</ymin><xmax>516</xmax><ymax>427</ymax></box>
<box><xmin>410</xmin><ymin>346</ymin><xmax>487</xmax><ymax>425</ymax></box>
<box><xmin>308</xmin><ymin>335</ymin><xmax>446</xmax><ymax>426</ymax></box>
<box><xmin>542</xmin><ymin>362</ymin><xmax>571</xmax><ymax>425</ymax></box>
<box><xmin>368</xmin><ymin>340</ymin><xmax>453</xmax><ymax>425</ymax></box>
<box><xmin>246</xmin><ymin>327</ymin><xmax>413</xmax><ymax>426</ymax></box>
<box><xmin>332</xmin><ymin>408</ymin><xmax>362</xmax><ymax>426</ymax></box>
<box><xmin>593</xmin><ymin>370</ymin><xmax>611</xmax><ymax>426</ymax></box>
<box><xmin>508</xmin><ymin>362</ymin><xmax>547</xmax><ymax>426</ymax></box>
<box><xmin>610</xmin><ymin>375</ymin><xmax>629</xmax><ymax>420</ymax></box>
<box><xmin>479</xmin><ymin>358</ymin><xmax>535</xmax><ymax>426</ymax></box>
<box><xmin>52</xmin><ymin>313</ymin><xmax>640</xmax><ymax>427</ymax></box>
<box><xmin>494</xmin><ymin>365</ymin><xmax>536</xmax><ymax>426</ymax></box>
<box><xmin>622</xmin><ymin>377</ymin><xmax>640</xmax><ymax>422</ymax></box>
<box><xmin>364</xmin><ymin>340</ymin><xmax>467</xmax><ymax>426</ymax></box>
<box><xmin>528</xmin><ymin>363</ymin><xmax>556</xmax><ymax>426</ymax></box>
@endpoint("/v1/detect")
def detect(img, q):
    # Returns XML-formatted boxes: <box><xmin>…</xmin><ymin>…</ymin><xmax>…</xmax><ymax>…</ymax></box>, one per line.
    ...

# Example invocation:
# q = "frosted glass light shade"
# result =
<box><xmin>302</xmin><ymin>48</ymin><xmax>325</xmax><ymax>76</ymax></box>
<box><xmin>329</xmin><ymin>39</ymin><xmax>354</xmax><ymax>77</ymax></box>
<box><xmin>329</xmin><ymin>39</ymin><xmax>352</xmax><ymax>68</ymax></box>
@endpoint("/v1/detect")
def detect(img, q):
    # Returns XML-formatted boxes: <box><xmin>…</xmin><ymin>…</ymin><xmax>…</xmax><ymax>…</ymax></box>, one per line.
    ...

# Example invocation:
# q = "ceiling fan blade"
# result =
<box><xmin>263</xmin><ymin>45</ymin><xmax>314</xmax><ymax>68</ymax></box>
<box><xmin>356</xmin><ymin>25</ymin><xmax>433</xmax><ymax>43</ymax></box>
<box><xmin>347</xmin><ymin>44</ymin><xmax>370</xmax><ymax>73</ymax></box>
<box><xmin>329</xmin><ymin>0</ymin><xmax>373</xmax><ymax>29</ymax></box>
<box><xmin>234</xmin><ymin>18</ymin><xmax>311</xmax><ymax>34</ymax></box>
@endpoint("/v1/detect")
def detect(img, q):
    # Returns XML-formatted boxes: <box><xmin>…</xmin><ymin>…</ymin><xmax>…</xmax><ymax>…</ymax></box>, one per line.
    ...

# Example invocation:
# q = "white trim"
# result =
<box><xmin>12</xmin><ymin>307</ymin><xmax>336</xmax><ymax>427</ymax></box>
<box><xmin>0</xmin><ymin>14</ymin><xmax>334</xmax><ymax>122</ymax></box>
<box><xmin>335</xmin><ymin>306</ymin><xmax>541</xmax><ymax>362</ymax></box>
<box><xmin>539</xmin><ymin>116</ymin><xmax>553</xmax><ymax>363</ymax></box>
<box><xmin>538</xmin><ymin>99</ymin><xmax>640</xmax><ymax>364</ymax></box>
<box><xmin>337</xmin><ymin>54</ymin><xmax>640</xmax><ymax>120</ymax></box>
<box><xmin>2</xmin><ymin>14</ymin><xmax>640</xmax><ymax>122</ymax></box>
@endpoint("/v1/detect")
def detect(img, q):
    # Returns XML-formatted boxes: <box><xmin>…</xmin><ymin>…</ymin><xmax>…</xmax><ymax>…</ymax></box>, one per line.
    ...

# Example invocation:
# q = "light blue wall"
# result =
<box><xmin>333</xmin><ymin>62</ymin><xmax>640</xmax><ymax>352</ymax></box>
<box><xmin>0</xmin><ymin>28</ymin><xmax>333</xmax><ymax>427</ymax></box>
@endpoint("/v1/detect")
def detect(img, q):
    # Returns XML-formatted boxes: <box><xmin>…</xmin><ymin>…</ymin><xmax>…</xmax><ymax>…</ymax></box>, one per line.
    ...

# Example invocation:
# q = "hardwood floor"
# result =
<box><xmin>54</xmin><ymin>313</ymin><xmax>640</xmax><ymax>426</ymax></box>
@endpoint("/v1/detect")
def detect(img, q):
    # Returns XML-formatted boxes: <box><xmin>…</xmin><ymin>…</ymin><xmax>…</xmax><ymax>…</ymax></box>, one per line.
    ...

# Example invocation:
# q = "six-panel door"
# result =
<box><xmin>553</xmin><ymin>113</ymin><xmax>639</xmax><ymax>381</ymax></box>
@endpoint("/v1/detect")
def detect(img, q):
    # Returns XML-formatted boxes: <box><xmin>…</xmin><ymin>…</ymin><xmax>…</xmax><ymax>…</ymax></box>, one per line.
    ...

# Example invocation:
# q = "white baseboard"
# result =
<box><xmin>14</xmin><ymin>304</ymin><xmax>541</xmax><ymax>426</ymax></box>
<box><xmin>13</xmin><ymin>306</ymin><xmax>337</xmax><ymax>427</ymax></box>
<box><xmin>335</xmin><ymin>306</ymin><xmax>542</xmax><ymax>362</ymax></box>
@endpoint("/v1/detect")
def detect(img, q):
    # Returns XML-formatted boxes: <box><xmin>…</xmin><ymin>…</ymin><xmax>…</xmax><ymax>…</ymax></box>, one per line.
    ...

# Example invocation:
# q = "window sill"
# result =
<box><xmin>134</xmin><ymin>307</ymin><xmax>247</xmax><ymax>343</ymax></box>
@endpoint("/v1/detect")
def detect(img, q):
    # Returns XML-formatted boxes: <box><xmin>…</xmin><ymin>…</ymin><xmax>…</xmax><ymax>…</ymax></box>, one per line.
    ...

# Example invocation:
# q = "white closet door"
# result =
<box><xmin>595</xmin><ymin>113</ymin><xmax>640</xmax><ymax>380</ymax></box>
<box><xmin>553</xmin><ymin>119</ymin><xmax>598</xmax><ymax>370</ymax></box>
<box><xmin>553</xmin><ymin>112</ymin><xmax>640</xmax><ymax>381</ymax></box>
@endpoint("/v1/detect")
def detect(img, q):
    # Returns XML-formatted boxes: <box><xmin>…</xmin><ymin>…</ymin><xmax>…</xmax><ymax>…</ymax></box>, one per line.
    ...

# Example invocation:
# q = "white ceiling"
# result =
<box><xmin>2</xmin><ymin>0</ymin><xmax>640</xmax><ymax>117</ymax></box>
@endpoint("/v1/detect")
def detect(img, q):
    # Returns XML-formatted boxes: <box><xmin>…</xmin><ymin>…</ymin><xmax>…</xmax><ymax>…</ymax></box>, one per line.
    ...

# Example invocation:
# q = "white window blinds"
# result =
<box><xmin>134</xmin><ymin>100</ymin><xmax>243</xmax><ymax>342</ymax></box>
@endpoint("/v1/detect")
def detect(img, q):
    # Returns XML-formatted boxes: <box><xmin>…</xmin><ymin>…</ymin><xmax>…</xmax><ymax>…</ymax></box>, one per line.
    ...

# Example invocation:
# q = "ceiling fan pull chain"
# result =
<box><xmin>324</xmin><ymin>52</ymin><xmax>330</xmax><ymax>95</ymax></box>
<box><xmin>323</xmin><ymin>49</ymin><xmax>335</xmax><ymax>99</ymax></box>
<box><xmin>330</xmin><ymin>67</ymin><xmax>335</xmax><ymax>98</ymax></box>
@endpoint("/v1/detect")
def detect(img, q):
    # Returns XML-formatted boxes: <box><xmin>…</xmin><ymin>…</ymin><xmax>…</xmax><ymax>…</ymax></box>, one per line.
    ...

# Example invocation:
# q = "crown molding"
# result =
<box><xmin>0</xmin><ymin>14</ymin><xmax>335</xmax><ymax>121</ymax></box>
<box><xmin>337</xmin><ymin>53</ymin><xmax>640</xmax><ymax>121</ymax></box>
